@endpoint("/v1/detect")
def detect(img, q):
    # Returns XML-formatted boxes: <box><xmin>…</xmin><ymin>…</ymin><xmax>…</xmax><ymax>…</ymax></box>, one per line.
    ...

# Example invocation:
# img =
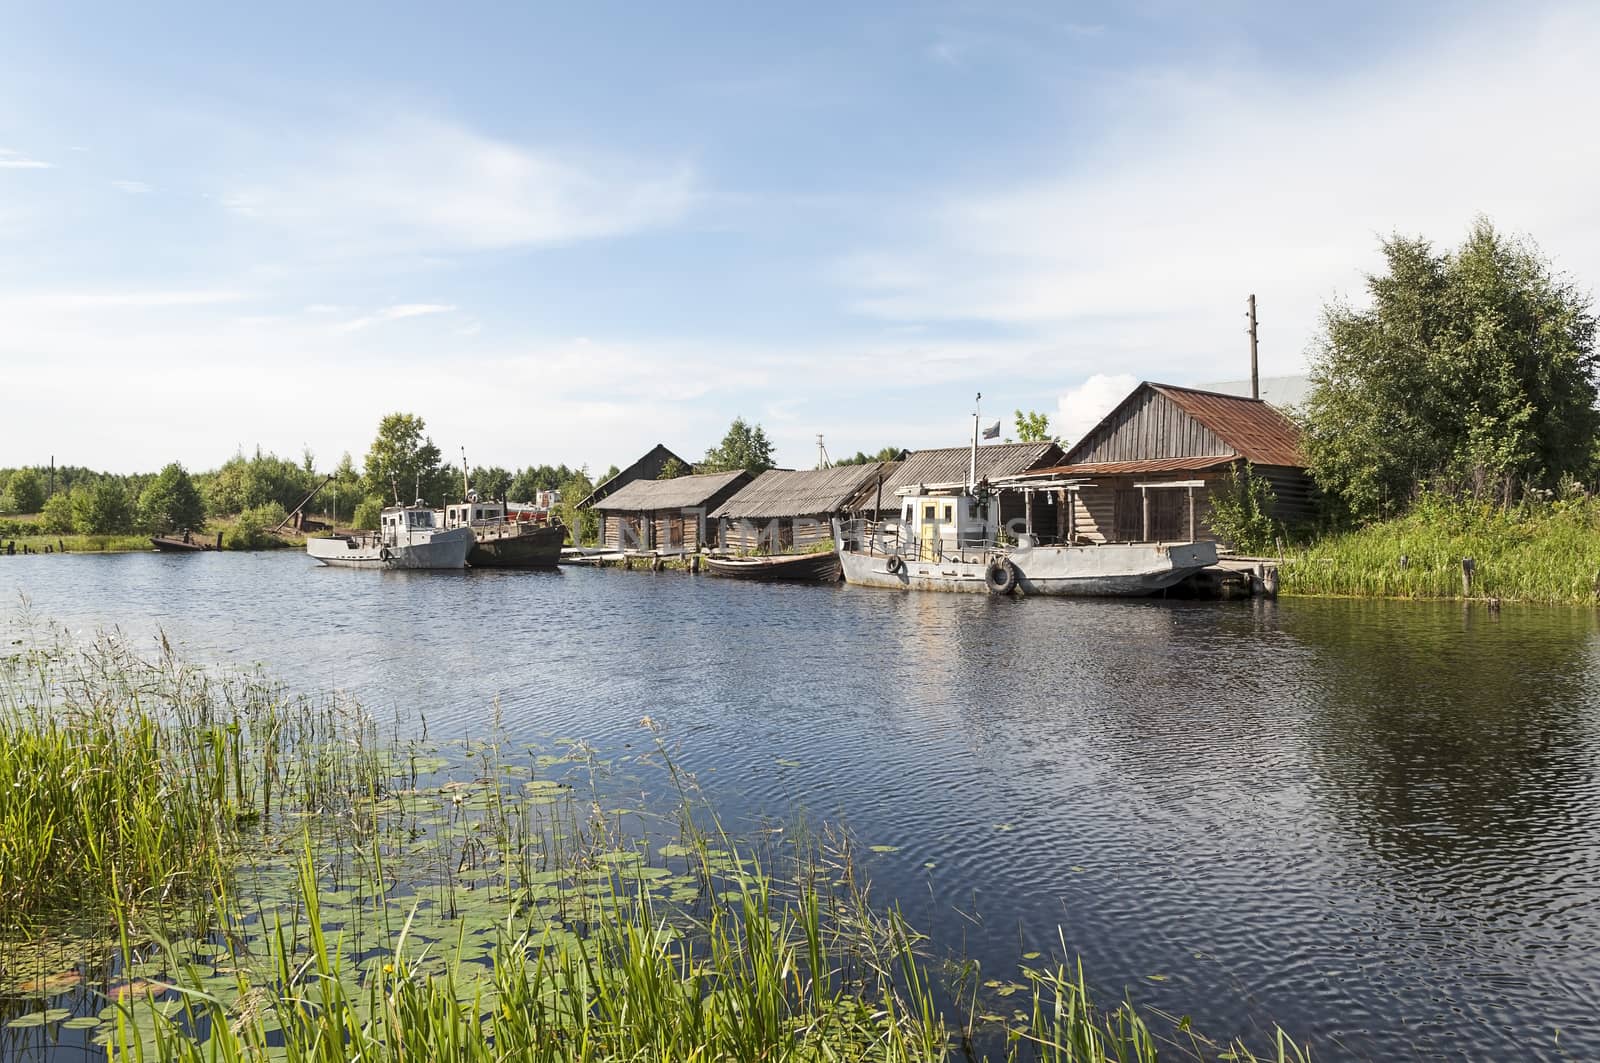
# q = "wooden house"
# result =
<box><xmin>577</xmin><ymin>444</ymin><xmax>694</xmax><ymax>510</ymax></box>
<box><xmin>710</xmin><ymin>463</ymin><xmax>890</xmax><ymax>552</ymax></box>
<box><xmin>588</xmin><ymin>470</ymin><xmax>751</xmax><ymax>553</ymax></box>
<box><xmin>1031</xmin><ymin>382</ymin><xmax>1312</xmax><ymax>547</ymax></box>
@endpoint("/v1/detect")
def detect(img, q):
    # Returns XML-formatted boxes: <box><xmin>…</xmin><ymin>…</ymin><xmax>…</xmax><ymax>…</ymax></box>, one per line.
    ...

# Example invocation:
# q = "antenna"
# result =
<box><xmin>461</xmin><ymin>446</ymin><xmax>471</xmax><ymax>501</ymax></box>
<box><xmin>968</xmin><ymin>392</ymin><xmax>982</xmax><ymax>492</ymax></box>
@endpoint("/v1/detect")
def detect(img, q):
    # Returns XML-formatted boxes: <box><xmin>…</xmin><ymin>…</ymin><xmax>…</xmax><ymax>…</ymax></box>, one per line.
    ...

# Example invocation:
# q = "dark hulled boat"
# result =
<box><xmin>151</xmin><ymin>530</ymin><xmax>224</xmax><ymax>552</ymax></box>
<box><xmin>441</xmin><ymin>498</ymin><xmax>565</xmax><ymax>568</ymax></box>
<box><xmin>704</xmin><ymin>551</ymin><xmax>841</xmax><ymax>582</ymax></box>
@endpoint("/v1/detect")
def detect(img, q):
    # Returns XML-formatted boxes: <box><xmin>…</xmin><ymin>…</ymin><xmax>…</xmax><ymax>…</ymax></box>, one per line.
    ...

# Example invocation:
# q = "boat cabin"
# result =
<box><xmin>895</xmin><ymin>488</ymin><xmax>998</xmax><ymax>560</ymax></box>
<box><xmin>442</xmin><ymin>500</ymin><xmax>506</xmax><ymax>528</ymax></box>
<box><xmin>380</xmin><ymin>504</ymin><xmax>437</xmax><ymax>541</ymax></box>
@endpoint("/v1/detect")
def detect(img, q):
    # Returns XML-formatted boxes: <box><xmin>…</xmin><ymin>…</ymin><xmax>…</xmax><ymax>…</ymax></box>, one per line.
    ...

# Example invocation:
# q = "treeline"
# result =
<box><xmin>0</xmin><ymin>414</ymin><xmax>622</xmax><ymax>545</ymax></box>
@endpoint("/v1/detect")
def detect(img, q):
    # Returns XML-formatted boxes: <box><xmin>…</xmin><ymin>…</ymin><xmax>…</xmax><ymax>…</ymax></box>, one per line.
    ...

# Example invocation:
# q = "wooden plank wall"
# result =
<box><xmin>719</xmin><ymin>516</ymin><xmax>834</xmax><ymax>553</ymax></box>
<box><xmin>1070</xmin><ymin>389</ymin><xmax>1230</xmax><ymax>463</ymax></box>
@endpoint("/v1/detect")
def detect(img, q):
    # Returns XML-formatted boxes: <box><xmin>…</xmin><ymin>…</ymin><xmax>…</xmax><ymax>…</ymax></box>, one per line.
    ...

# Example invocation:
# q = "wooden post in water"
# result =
<box><xmin>1461</xmin><ymin>557</ymin><xmax>1475</xmax><ymax>597</ymax></box>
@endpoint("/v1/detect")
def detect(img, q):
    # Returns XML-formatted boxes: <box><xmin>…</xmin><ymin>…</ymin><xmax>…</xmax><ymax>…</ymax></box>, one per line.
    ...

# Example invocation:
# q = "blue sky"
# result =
<box><xmin>4</xmin><ymin>1</ymin><xmax>1599</xmax><ymax>475</ymax></box>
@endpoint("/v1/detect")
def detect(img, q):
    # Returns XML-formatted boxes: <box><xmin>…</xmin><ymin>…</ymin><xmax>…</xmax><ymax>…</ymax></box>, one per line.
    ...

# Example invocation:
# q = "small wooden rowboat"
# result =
<box><xmin>151</xmin><ymin>531</ymin><xmax>224</xmax><ymax>552</ymax></box>
<box><xmin>703</xmin><ymin>551</ymin><xmax>841</xmax><ymax>582</ymax></box>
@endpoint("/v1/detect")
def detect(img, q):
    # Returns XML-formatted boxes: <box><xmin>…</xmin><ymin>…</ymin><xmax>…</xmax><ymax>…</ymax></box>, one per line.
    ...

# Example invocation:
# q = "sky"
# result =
<box><xmin>4</xmin><ymin>0</ymin><xmax>1600</xmax><ymax>475</ymax></box>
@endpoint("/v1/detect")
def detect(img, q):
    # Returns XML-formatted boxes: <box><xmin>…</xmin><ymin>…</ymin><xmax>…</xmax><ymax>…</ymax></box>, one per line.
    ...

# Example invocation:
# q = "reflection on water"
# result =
<box><xmin>4</xmin><ymin>552</ymin><xmax>1600</xmax><ymax>1060</ymax></box>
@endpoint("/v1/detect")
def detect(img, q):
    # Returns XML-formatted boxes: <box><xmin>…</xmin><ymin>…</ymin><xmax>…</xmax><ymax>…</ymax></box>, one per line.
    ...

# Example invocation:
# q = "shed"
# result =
<box><xmin>578</xmin><ymin>444</ymin><xmax>694</xmax><ymax>510</ymax></box>
<box><xmin>711</xmin><ymin>463</ymin><xmax>890</xmax><ymax>552</ymax></box>
<box><xmin>1035</xmin><ymin>382</ymin><xmax>1312</xmax><ymax>547</ymax></box>
<box><xmin>589</xmin><ymin>470</ymin><xmax>752</xmax><ymax>553</ymax></box>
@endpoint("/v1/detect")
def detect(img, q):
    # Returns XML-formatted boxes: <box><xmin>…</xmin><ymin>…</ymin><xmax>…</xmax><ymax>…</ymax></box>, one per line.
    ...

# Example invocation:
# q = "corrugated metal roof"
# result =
<box><xmin>590</xmin><ymin>470</ymin><xmax>749</xmax><ymax>512</ymax></box>
<box><xmin>710</xmin><ymin>463</ymin><xmax>888</xmax><ymax>520</ymax></box>
<box><xmin>850</xmin><ymin>441</ymin><xmax>1063</xmax><ymax>508</ymax></box>
<box><xmin>1149</xmin><ymin>384</ymin><xmax>1305</xmax><ymax>466</ymax></box>
<box><xmin>1031</xmin><ymin>456</ymin><xmax>1235</xmax><ymax>476</ymax></box>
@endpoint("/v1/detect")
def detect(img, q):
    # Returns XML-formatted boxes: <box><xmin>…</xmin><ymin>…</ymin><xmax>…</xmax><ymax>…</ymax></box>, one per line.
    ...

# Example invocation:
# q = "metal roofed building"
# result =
<box><xmin>1026</xmin><ymin>381</ymin><xmax>1313</xmax><ymax>548</ymax></box>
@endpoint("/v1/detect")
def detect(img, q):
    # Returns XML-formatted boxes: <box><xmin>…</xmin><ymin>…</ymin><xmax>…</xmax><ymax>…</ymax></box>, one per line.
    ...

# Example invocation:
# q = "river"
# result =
<box><xmin>4</xmin><ymin>550</ymin><xmax>1599</xmax><ymax>1060</ymax></box>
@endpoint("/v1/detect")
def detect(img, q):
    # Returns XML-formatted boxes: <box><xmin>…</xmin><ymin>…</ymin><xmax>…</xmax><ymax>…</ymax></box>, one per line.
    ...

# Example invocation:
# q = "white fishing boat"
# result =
<box><xmin>831</xmin><ymin>394</ymin><xmax>1216</xmax><ymax>596</ymax></box>
<box><xmin>833</xmin><ymin>486</ymin><xmax>1214</xmax><ymax>596</ymax></box>
<box><xmin>306</xmin><ymin>502</ymin><xmax>473</xmax><ymax>570</ymax></box>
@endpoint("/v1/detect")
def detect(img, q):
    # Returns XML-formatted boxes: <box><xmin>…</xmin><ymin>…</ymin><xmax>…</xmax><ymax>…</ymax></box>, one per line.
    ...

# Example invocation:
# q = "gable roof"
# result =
<box><xmin>578</xmin><ymin>444</ymin><xmax>692</xmax><ymax>509</ymax></box>
<box><xmin>589</xmin><ymin>470</ymin><xmax>750</xmax><ymax>512</ymax></box>
<box><xmin>710</xmin><ymin>463</ymin><xmax>889</xmax><ymax>520</ymax></box>
<box><xmin>841</xmin><ymin>441</ymin><xmax>1063</xmax><ymax>510</ymax></box>
<box><xmin>1065</xmin><ymin>382</ymin><xmax>1304</xmax><ymax>468</ymax></box>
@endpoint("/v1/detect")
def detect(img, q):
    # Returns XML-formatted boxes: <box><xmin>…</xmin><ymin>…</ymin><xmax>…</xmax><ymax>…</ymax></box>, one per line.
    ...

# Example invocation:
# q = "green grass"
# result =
<box><xmin>0</xmin><ymin>629</ymin><xmax>1308</xmax><ymax>1062</ymax></box>
<box><xmin>3</xmin><ymin>533</ymin><xmax>154</xmax><ymax>554</ymax></box>
<box><xmin>1284</xmin><ymin>494</ymin><xmax>1600</xmax><ymax>603</ymax></box>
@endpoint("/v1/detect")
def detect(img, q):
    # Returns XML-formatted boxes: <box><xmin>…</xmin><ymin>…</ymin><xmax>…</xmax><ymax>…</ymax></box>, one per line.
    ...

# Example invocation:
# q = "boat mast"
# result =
<box><xmin>461</xmin><ymin>446</ymin><xmax>471</xmax><ymax>501</ymax></box>
<box><xmin>968</xmin><ymin>392</ymin><xmax>981</xmax><ymax>492</ymax></box>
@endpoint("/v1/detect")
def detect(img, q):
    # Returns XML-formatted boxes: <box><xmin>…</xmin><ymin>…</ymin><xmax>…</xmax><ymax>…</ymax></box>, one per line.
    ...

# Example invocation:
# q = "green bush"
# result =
<box><xmin>225</xmin><ymin>502</ymin><xmax>289</xmax><ymax>550</ymax></box>
<box><xmin>0</xmin><ymin>468</ymin><xmax>43</xmax><ymax>514</ymax></box>
<box><xmin>38</xmin><ymin>494</ymin><xmax>74</xmax><ymax>534</ymax></box>
<box><xmin>351</xmin><ymin>495</ymin><xmax>385</xmax><ymax>530</ymax></box>
<box><xmin>1208</xmin><ymin>462</ymin><xmax>1280</xmax><ymax>554</ymax></box>
<box><xmin>71</xmin><ymin>480</ymin><xmax>133</xmax><ymax>535</ymax></box>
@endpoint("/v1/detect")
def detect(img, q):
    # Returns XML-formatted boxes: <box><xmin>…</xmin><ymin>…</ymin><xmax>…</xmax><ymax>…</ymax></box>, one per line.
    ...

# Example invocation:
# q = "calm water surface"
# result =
<box><xmin>5</xmin><ymin>551</ymin><xmax>1600</xmax><ymax>1060</ymax></box>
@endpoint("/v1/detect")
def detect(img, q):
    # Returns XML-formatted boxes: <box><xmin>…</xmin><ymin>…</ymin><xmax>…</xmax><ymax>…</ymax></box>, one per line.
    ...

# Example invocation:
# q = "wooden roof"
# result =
<box><xmin>710</xmin><ymin>463</ymin><xmax>889</xmax><ymax>520</ymax></box>
<box><xmin>1064</xmin><ymin>382</ymin><xmax>1304</xmax><ymax>469</ymax></box>
<box><xmin>1032</xmin><ymin>456</ymin><xmax>1236</xmax><ymax>477</ymax></box>
<box><xmin>874</xmin><ymin>441</ymin><xmax>1063</xmax><ymax>500</ymax></box>
<box><xmin>578</xmin><ymin>444</ymin><xmax>692</xmax><ymax>509</ymax></box>
<box><xmin>589</xmin><ymin>470</ymin><xmax>751</xmax><ymax>512</ymax></box>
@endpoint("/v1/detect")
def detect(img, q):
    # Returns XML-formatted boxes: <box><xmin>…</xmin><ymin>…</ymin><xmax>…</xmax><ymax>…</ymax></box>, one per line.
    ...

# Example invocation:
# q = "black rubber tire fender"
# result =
<box><xmin>985</xmin><ymin>558</ymin><xmax>1018</xmax><ymax>595</ymax></box>
<box><xmin>379</xmin><ymin>545</ymin><xmax>393</xmax><ymax>563</ymax></box>
<box><xmin>885</xmin><ymin>555</ymin><xmax>904</xmax><ymax>575</ymax></box>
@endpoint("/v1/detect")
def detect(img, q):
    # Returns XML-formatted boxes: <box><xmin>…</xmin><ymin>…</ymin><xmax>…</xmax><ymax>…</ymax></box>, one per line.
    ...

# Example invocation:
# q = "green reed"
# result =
<box><xmin>1284</xmin><ymin>493</ymin><xmax>1600</xmax><ymax>603</ymax></box>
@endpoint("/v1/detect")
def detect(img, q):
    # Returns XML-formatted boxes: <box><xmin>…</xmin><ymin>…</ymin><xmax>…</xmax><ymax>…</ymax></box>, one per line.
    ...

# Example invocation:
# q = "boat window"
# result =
<box><xmin>943</xmin><ymin>505</ymin><xmax>952</xmax><ymax>523</ymax></box>
<box><xmin>923</xmin><ymin>504</ymin><xmax>936</xmax><ymax>522</ymax></box>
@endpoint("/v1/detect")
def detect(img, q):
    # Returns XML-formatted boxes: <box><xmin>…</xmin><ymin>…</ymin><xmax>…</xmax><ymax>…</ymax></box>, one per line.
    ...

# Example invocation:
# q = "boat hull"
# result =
<box><xmin>306</xmin><ymin>527</ymin><xmax>473</xmax><ymax>570</ymax></box>
<box><xmin>705</xmin><ymin>552</ymin><xmax>841</xmax><ymax>582</ymax></box>
<box><xmin>837</xmin><ymin>540</ymin><xmax>1218</xmax><ymax>596</ymax></box>
<box><xmin>467</xmin><ymin>524</ymin><xmax>565</xmax><ymax>568</ymax></box>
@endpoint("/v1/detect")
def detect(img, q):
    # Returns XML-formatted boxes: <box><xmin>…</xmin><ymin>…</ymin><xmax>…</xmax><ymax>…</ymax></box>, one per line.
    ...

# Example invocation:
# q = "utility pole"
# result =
<box><xmin>816</xmin><ymin>434</ymin><xmax>830</xmax><ymax>469</ymax></box>
<box><xmin>1247</xmin><ymin>294</ymin><xmax>1260</xmax><ymax>400</ymax></box>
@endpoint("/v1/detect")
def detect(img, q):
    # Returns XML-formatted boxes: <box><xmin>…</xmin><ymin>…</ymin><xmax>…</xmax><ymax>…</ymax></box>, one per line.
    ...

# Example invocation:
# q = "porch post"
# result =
<box><xmin>1187</xmin><ymin>486</ymin><xmax>1196</xmax><ymax>541</ymax></box>
<box><xmin>1140</xmin><ymin>486</ymin><xmax>1150</xmax><ymax>542</ymax></box>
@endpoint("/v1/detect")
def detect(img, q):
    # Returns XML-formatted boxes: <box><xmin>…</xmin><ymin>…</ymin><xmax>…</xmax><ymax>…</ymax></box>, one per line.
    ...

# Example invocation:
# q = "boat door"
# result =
<box><xmin>917</xmin><ymin>500</ymin><xmax>939</xmax><ymax>561</ymax></box>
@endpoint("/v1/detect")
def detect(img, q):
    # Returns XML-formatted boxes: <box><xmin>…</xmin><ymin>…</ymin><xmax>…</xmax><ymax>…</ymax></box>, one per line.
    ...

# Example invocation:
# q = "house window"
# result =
<box><xmin>943</xmin><ymin>505</ymin><xmax>953</xmax><ymax>523</ymax></box>
<box><xmin>923</xmin><ymin>504</ymin><xmax>936</xmax><ymax>522</ymax></box>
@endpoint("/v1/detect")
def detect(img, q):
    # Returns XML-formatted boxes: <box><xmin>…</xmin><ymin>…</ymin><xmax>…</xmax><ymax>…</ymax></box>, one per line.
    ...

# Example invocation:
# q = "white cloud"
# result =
<box><xmin>0</xmin><ymin>149</ymin><xmax>52</xmax><ymax>169</ymax></box>
<box><xmin>219</xmin><ymin>116</ymin><xmax>695</xmax><ymax>256</ymax></box>
<box><xmin>1055</xmin><ymin>373</ymin><xmax>1138</xmax><ymax>449</ymax></box>
<box><xmin>0</xmin><ymin>290</ymin><xmax>245</xmax><ymax>311</ymax></box>
<box><xmin>842</xmin><ymin>4</ymin><xmax>1600</xmax><ymax>381</ymax></box>
<box><xmin>111</xmin><ymin>180</ymin><xmax>152</xmax><ymax>193</ymax></box>
<box><xmin>333</xmin><ymin>302</ymin><xmax>457</xmax><ymax>333</ymax></box>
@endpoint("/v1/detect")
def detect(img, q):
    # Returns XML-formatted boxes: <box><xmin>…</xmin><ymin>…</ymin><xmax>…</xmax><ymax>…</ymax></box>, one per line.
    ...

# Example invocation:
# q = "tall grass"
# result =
<box><xmin>1284</xmin><ymin>494</ymin><xmax>1600</xmax><ymax>603</ymax></box>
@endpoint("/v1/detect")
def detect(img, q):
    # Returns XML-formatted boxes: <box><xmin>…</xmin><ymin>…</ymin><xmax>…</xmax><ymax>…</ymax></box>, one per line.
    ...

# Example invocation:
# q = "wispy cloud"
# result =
<box><xmin>0</xmin><ymin>149</ymin><xmax>53</xmax><ymax>169</ymax></box>
<box><xmin>0</xmin><ymin>290</ymin><xmax>246</xmax><ymax>311</ymax></box>
<box><xmin>111</xmin><ymin>179</ymin><xmax>152</xmax><ymax>193</ymax></box>
<box><xmin>334</xmin><ymin>302</ymin><xmax>457</xmax><ymax>333</ymax></box>
<box><xmin>846</xmin><ymin>4</ymin><xmax>1600</xmax><ymax>380</ymax></box>
<box><xmin>220</xmin><ymin>115</ymin><xmax>696</xmax><ymax>256</ymax></box>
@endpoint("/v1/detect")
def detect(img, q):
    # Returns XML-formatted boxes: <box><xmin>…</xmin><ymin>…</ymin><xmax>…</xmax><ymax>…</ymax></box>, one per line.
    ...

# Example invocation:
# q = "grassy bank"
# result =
<box><xmin>1283</xmin><ymin>495</ymin><xmax>1600</xmax><ymax>604</ymax></box>
<box><xmin>0</xmin><ymin>630</ymin><xmax>1306</xmax><ymax>1061</ymax></box>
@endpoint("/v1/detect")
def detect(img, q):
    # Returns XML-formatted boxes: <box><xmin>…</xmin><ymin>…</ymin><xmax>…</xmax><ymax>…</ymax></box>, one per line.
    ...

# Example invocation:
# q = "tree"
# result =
<box><xmin>556</xmin><ymin>468</ymin><xmax>598</xmax><ymax>544</ymax></box>
<box><xmin>138</xmin><ymin>463</ymin><xmax>206</xmax><ymax>534</ymax></box>
<box><xmin>656</xmin><ymin>457</ymin><xmax>689</xmax><ymax>480</ymax></box>
<box><xmin>1014</xmin><ymin>410</ymin><xmax>1052</xmax><ymax>443</ymax></box>
<box><xmin>324</xmin><ymin>453</ymin><xmax>363</xmax><ymax>525</ymax></box>
<box><xmin>1304</xmin><ymin>219</ymin><xmax>1599</xmax><ymax>521</ymax></box>
<box><xmin>39</xmin><ymin>492</ymin><xmax>74</xmax><ymax>534</ymax></box>
<box><xmin>201</xmin><ymin>449</ymin><xmax>315</xmax><ymax>517</ymax></box>
<box><xmin>72</xmin><ymin>479</ymin><xmax>133</xmax><ymax>535</ymax></box>
<box><xmin>835</xmin><ymin>446</ymin><xmax>904</xmax><ymax>466</ymax></box>
<box><xmin>1206</xmin><ymin>462</ymin><xmax>1280</xmax><ymax>553</ymax></box>
<box><xmin>0</xmin><ymin>467</ymin><xmax>44</xmax><ymax>514</ymax></box>
<box><xmin>363</xmin><ymin>413</ymin><xmax>449</xmax><ymax>505</ymax></box>
<box><xmin>700</xmin><ymin>417</ymin><xmax>775</xmax><ymax>474</ymax></box>
<box><xmin>469</xmin><ymin>466</ymin><xmax>514</xmax><ymax>501</ymax></box>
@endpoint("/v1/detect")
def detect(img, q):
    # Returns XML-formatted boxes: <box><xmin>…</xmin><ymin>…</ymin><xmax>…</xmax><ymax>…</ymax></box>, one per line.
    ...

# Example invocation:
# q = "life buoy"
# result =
<box><xmin>379</xmin><ymin>545</ymin><xmax>393</xmax><ymax>563</ymax></box>
<box><xmin>985</xmin><ymin>558</ymin><xmax>1018</xmax><ymax>595</ymax></box>
<box><xmin>885</xmin><ymin>555</ymin><xmax>904</xmax><ymax>575</ymax></box>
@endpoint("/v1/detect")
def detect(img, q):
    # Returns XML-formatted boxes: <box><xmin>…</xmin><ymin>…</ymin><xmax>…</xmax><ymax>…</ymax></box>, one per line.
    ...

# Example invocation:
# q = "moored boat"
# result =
<box><xmin>833</xmin><ymin>485</ymin><xmax>1215</xmax><ymax>596</ymax></box>
<box><xmin>440</xmin><ymin>497</ymin><xmax>565</xmax><ymax>568</ymax></box>
<box><xmin>152</xmin><ymin>530</ymin><xmax>224</xmax><ymax>552</ymax></box>
<box><xmin>704</xmin><ymin>550</ymin><xmax>841</xmax><ymax>582</ymax></box>
<box><xmin>306</xmin><ymin>503</ymin><xmax>472</xmax><ymax>570</ymax></box>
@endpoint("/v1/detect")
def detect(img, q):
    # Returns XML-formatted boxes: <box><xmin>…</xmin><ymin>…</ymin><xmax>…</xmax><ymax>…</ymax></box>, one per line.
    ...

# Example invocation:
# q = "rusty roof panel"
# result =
<box><xmin>1032</xmin><ymin>456</ymin><xmax>1236</xmax><ymax>476</ymax></box>
<box><xmin>1149</xmin><ymin>384</ymin><xmax>1305</xmax><ymax>467</ymax></box>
